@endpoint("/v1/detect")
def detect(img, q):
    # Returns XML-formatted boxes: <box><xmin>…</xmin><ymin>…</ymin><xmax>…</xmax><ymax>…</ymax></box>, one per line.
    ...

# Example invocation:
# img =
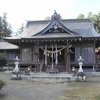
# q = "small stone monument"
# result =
<box><xmin>11</xmin><ymin>56</ymin><xmax>22</xmax><ymax>80</ymax></box>
<box><xmin>76</xmin><ymin>56</ymin><xmax>86</xmax><ymax>81</ymax></box>
<box><xmin>13</xmin><ymin>56</ymin><xmax>19</xmax><ymax>72</ymax></box>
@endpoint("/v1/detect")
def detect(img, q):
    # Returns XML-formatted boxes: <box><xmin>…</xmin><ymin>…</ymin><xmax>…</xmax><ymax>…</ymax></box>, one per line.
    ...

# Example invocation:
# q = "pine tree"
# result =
<box><xmin>0</xmin><ymin>13</ymin><xmax>12</xmax><ymax>38</ymax></box>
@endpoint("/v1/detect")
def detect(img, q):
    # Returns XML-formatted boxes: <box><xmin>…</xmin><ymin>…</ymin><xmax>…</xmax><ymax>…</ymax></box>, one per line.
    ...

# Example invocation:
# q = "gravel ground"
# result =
<box><xmin>0</xmin><ymin>72</ymin><xmax>68</xmax><ymax>100</ymax></box>
<box><xmin>1</xmin><ymin>72</ymin><xmax>100</xmax><ymax>100</ymax></box>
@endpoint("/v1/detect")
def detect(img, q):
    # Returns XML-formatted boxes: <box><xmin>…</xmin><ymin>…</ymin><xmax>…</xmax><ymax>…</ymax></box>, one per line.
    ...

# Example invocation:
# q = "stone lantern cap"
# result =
<box><xmin>14</xmin><ymin>56</ymin><xmax>19</xmax><ymax>61</ymax></box>
<box><xmin>78</xmin><ymin>56</ymin><xmax>84</xmax><ymax>62</ymax></box>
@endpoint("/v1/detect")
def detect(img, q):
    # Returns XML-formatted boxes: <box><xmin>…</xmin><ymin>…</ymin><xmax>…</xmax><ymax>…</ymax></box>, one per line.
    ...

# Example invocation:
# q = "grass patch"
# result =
<box><xmin>96</xmin><ymin>95</ymin><xmax>100</xmax><ymax>100</ymax></box>
<box><xmin>58</xmin><ymin>80</ymin><xmax>100</xmax><ymax>100</ymax></box>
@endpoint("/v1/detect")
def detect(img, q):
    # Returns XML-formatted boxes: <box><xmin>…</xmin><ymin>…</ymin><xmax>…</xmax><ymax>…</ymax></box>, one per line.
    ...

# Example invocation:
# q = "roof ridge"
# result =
<box><xmin>33</xmin><ymin>12</ymin><xmax>79</xmax><ymax>36</ymax></box>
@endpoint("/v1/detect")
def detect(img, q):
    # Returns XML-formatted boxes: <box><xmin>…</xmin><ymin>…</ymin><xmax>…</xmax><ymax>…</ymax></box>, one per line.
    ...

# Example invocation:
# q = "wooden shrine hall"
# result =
<box><xmin>3</xmin><ymin>11</ymin><xmax>100</xmax><ymax>73</ymax></box>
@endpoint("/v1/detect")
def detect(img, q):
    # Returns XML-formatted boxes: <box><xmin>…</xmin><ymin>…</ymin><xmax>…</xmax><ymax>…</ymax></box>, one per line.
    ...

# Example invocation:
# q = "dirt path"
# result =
<box><xmin>0</xmin><ymin>72</ymin><xmax>68</xmax><ymax>100</ymax></box>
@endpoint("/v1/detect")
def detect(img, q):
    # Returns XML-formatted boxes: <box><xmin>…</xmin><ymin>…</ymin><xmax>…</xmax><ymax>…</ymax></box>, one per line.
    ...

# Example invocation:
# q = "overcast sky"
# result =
<box><xmin>0</xmin><ymin>0</ymin><xmax>100</xmax><ymax>32</ymax></box>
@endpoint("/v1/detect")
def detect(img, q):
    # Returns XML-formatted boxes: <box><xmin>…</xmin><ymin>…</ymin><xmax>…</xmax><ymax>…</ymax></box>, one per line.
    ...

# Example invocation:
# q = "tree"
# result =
<box><xmin>87</xmin><ymin>12</ymin><xmax>93</xmax><ymax>19</ymax></box>
<box><xmin>77</xmin><ymin>14</ymin><xmax>85</xmax><ymax>19</ymax></box>
<box><xmin>45</xmin><ymin>16</ymin><xmax>51</xmax><ymax>20</ymax></box>
<box><xmin>77</xmin><ymin>11</ymin><xmax>100</xmax><ymax>33</ymax></box>
<box><xmin>11</xmin><ymin>23</ymin><xmax>25</xmax><ymax>36</ymax></box>
<box><xmin>87</xmin><ymin>11</ymin><xmax>100</xmax><ymax>33</ymax></box>
<box><xmin>0</xmin><ymin>13</ymin><xmax>12</xmax><ymax>38</ymax></box>
<box><xmin>17</xmin><ymin>23</ymin><xmax>25</xmax><ymax>35</ymax></box>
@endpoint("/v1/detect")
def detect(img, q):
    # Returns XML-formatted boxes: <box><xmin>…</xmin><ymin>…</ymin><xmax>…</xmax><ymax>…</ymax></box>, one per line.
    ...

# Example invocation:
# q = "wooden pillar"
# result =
<box><xmin>19</xmin><ymin>40</ymin><xmax>23</xmax><ymax>64</ymax></box>
<box><xmin>20</xmin><ymin>47</ymin><xmax>22</xmax><ymax>63</ymax></box>
<box><xmin>35</xmin><ymin>45</ymin><xmax>39</xmax><ymax>72</ymax></box>
<box><xmin>93</xmin><ymin>41</ymin><xmax>96</xmax><ymax>64</ymax></box>
<box><xmin>66</xmin><ymin>43</ymin><xmax>71</xmax><ymax>73</ymax></box>
<box><xmin>80</xmin><ymin>38</ymin><xmax>82</xmax><ymax>56</ymax></box>
<box><xmin>36</xmin><ymin>52</ymin><xmax>39</xmax><ymax>72</ymax></box>
<box><xmin>51</xmin><ymin>44</ymin><xmax>54</xmax><ymax>68</ymax></box>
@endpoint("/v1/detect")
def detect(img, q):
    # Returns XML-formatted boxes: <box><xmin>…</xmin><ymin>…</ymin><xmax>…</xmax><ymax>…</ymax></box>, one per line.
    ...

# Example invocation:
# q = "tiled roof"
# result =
<box><xmin>0</xmin><ymin>42</ymin><xmax>19</xmax><ymax>50</ymax></box>
<box><xmin>20</xmin><ymin>19</ymin><xmax>99</xmax><ymax>38</ymax></box>
<box><xmin>3</xmin><ymin>12</ymin><xmax>100</xmax><ymax>40</ymax></box>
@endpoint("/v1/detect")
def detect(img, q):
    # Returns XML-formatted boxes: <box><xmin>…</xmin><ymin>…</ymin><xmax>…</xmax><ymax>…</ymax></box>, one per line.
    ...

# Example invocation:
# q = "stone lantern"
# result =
<box><xmin>76</xmin><ymin>56</ymin><xmax>86</xmax><ymax>81</ymax></box>
<box><xmin>13</xmin><ymin>56</ymin><xmax>20</xmax><ymax>72</ymax></box>
<box><xmin>11</xmin><ymin>56</ymin><xmax>22</xmax><ymax>80</ymax></box>
<box><xmin>78</xmin><ymin>56</ymin><xmax>84</xmax><ymax>72</ymax></box>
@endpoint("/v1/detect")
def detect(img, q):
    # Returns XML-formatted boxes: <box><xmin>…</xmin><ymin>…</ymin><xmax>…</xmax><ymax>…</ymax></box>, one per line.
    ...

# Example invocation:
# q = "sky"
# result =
<box><xmin>0</xmin><ymin>0</ymin><xmax>100</xmax><ymax>32</ymax></box>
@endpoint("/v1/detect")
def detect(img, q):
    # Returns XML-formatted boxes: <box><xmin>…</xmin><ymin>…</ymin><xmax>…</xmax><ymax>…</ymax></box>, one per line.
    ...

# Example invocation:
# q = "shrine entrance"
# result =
<box><xmin>38</xmin><ymin>44</ymin><xmax>68</xmax><ymax>72</ymax></box>
<box><xmin>47</xmin><ymin>48</ymin><xmax>65</xmax><ymax>65</ymax></box>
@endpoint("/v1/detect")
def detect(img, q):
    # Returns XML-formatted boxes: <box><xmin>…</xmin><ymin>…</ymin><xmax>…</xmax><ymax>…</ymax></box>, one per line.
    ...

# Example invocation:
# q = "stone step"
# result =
<box><xmin>27</xmin><ymin>73</ymin><xmax>76</xmax><ymax>80</ymax></box>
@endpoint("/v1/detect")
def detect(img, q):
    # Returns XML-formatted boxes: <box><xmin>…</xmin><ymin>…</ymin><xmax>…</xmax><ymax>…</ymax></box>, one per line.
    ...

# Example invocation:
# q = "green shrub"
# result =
<box><xmin>0</xmin><ymin>80</ymin><xmax>6</xmax><ymax>89</ymax></box>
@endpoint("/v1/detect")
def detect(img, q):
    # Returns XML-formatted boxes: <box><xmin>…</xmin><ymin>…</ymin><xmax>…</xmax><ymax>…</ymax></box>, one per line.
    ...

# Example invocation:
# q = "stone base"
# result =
<box><xmin>76</xmin><ymin>72</ymin><xmax>86</xmax><ymax>81</ymax></box>
<box><xmin>49</xmin><ymin>68</ymin><xmax>59</xmax><ymax>74</ymax></box>
<box><xmin>10</xmin><ymin>76</ymin><xmax>22</xmax><ymax>80</ymax></box>
<box><xmin>11</xmin><ymin>72</ymin><xmax>22</xmax><ymax>80</ymax></box>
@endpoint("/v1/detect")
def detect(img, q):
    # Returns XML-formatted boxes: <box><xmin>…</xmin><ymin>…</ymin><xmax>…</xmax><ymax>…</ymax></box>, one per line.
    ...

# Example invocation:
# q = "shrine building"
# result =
<box><xmin>3</xmin><ymin>11</ymin><xmax>100</xmax><ymax>72</ymax></box>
